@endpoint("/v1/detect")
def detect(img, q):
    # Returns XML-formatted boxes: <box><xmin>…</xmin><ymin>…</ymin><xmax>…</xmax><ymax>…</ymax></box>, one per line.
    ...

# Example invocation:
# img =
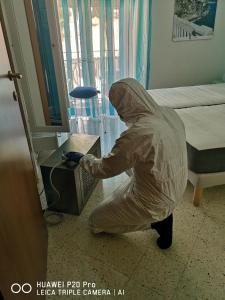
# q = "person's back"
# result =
<box><xmin>128</xmin><ymin>107</ymin><xmax>187</xmax><ymax>219</ymax></box>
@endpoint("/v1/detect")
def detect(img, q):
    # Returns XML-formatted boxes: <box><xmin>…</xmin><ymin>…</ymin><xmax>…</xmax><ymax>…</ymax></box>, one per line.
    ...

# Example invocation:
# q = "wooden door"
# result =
<box><xmin>0</xmin><ymin>15</ymin><xmax>47</xmax><ymax>300</ymax></box>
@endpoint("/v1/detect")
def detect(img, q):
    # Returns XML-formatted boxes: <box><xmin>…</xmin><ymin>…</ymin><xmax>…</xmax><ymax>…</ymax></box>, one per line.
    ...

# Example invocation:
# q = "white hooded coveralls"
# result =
<box><xmin>80</xmin><ymin>78</ymin><xmax>188</xmax><ymax>234</ymax></box>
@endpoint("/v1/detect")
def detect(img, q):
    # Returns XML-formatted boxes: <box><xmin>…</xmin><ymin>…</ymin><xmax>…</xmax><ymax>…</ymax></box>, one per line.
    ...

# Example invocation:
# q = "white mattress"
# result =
<box><xmin>148</xmin><ymin>83</ymin><xmax>225</xmax><ymax>109</ymax></box>
<box><xmin>176</xmin><ymin>104</ymin><xmax>225</xmax><ymax>150</ymax></box>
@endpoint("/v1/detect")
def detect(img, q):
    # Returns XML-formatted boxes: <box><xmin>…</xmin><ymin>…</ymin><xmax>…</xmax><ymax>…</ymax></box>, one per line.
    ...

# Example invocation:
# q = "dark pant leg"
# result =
<box><xmin>151</xmin><ymin>214</ymin><xmax>173</xmax><ymax>249</ymax></box>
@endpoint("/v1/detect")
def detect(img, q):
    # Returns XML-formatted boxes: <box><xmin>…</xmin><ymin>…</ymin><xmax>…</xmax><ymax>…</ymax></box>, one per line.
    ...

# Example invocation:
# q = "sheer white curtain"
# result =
<box><xmin>57</xmin><ymin>0</ymin><xmax>152</xmax><ymax>153</ymax></box>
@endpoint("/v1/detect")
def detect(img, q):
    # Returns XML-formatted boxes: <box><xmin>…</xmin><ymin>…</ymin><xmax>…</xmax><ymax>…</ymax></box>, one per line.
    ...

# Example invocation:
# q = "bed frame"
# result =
<box><xmin>148</xmin><ymin>83</ymin><xmax>225</xmax><ymax>206</ymax></box>
<box><xmin>189</xmin><ymin>170</ymin><xmax>225</xmax><ymax>206</ymax></box>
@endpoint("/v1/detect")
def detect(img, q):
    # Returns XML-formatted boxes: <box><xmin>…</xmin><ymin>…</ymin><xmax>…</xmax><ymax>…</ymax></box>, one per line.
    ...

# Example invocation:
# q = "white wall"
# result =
<box><xmin>150</xmin><ymin>0</ymin><xmax>225</xmax><ymax>89</ymax></box>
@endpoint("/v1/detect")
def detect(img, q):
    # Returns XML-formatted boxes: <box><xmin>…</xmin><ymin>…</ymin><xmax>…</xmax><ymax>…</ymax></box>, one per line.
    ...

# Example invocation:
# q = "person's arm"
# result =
<box><xmin>80</xmin><ymin>131</ymin><xmax>140</xmax><ymax>179</ymax></box>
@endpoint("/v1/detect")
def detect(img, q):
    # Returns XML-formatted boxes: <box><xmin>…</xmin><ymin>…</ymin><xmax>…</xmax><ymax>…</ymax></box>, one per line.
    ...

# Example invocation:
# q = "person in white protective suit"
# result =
<box><xmin>79</xmin><ymin>78</ymin><xmax>188</xmax><ymax>249</ymax></box>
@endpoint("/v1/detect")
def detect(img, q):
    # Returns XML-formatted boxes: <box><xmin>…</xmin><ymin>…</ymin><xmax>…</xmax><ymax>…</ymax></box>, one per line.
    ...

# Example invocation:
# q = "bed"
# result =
<box><xmin>148</xmin><ymin>83</ymin><xmax>225</xmax><ymax>206</ymax></box>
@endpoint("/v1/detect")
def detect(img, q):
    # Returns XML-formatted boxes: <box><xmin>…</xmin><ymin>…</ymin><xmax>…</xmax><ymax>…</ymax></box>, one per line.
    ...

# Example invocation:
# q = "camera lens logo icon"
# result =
<box><xmin>11</xmin><ymin>283</ymin><xmax>32</xmax><ymax>294</ymax></box>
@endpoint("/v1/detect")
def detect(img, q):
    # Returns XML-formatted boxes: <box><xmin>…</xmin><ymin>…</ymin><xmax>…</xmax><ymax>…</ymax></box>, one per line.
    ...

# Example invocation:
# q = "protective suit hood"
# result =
<box><xmin>109</xmin><ymin>78</ymin><xmax>161</xmax><ymax>123</ymax></box>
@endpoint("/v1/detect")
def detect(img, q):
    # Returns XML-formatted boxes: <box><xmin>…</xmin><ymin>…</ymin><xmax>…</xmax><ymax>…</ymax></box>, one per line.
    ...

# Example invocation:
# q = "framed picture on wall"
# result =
<box><xmin>172</xmin><ymin>0</ymin><xmax>218</xmax><ymax>41</ymax></box>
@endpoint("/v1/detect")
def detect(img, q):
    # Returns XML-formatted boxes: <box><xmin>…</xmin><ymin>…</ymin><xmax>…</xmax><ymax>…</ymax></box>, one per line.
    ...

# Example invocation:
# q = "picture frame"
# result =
<box><xmin>172</xmin><ymin>0</ymin><xmax>218</xmax><ymax>41</ymax></box>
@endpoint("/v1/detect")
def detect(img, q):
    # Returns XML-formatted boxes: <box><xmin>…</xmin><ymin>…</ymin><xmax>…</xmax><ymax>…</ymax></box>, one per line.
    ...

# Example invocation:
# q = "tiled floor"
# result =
<box><xmin>47</xmin><ymin>174</ymin><xmax>225</xmax><ymax>300</ymax></box>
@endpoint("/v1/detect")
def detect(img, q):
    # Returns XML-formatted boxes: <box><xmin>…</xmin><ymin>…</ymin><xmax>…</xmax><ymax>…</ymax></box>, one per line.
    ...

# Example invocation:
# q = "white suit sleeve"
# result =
<box><xmin>80</xmin><ymin>131</ymin><xmax>145</xmax><ymax>179</ymax></box>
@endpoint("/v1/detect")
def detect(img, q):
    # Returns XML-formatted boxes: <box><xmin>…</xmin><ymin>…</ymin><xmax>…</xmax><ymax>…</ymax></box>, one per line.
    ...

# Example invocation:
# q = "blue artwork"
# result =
<box><xmin>173</xmin><ymin>0</ymin><xmax>218</xmax><ymax>41</ymax></box>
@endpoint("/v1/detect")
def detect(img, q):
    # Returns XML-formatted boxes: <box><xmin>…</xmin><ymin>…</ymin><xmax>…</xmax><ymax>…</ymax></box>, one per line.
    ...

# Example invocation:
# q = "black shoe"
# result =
<box><xmin>151</xmin><ymin>214</ymin><xmax>173</xmax><ymax>249</ymax></box>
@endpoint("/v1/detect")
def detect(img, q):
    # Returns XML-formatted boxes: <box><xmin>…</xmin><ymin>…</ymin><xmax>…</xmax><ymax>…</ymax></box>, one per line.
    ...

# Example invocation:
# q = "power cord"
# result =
<box><xmin>44</xmin><ymin>160</ymin><xmax>65</xmax><ymax>226</ymax></box>
<box><xmin>49</xmin><ymin>161</ymin><xmax>62</xmax><ymax>200</ymax></box>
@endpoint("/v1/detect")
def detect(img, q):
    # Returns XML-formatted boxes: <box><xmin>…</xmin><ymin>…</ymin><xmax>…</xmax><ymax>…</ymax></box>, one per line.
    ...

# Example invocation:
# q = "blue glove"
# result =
<box><xmin>64</xmin><ymin>152</ymin><xmax>84</xmax><ymax>163</ymax></box>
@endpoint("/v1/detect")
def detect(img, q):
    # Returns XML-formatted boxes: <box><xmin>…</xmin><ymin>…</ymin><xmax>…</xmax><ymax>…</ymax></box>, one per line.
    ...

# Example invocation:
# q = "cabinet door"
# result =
<box><xmin>1</xmin><ymin>0</ymin><xmax>70</xmax><ymax>133</ymax></box>
<box><xmin>0</xmin><ymin>10</ymin><xmax>47</xmax><ymax>300</ymax></box>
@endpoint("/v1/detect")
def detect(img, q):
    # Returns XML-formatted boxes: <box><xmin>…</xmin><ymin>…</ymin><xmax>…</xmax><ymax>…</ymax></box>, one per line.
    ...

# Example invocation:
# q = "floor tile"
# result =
<box><xmin>129</xmin><ymin>247</ymin><xmax>186</xmax><ymax>299</ymax></box>
<box><xmin>202</xmin><ymin>185</ymin><xmax>225</xmax><ymax>226</ymax></box>
<box><xmin>47</xmin><ymin>245</ymin><xmax>129</xmax><ymax>297</ymax></box>
<box><xmin>123</xmin><ymin>278</ymin><xmax>164</xmax><ymax>300</ymax></box>
<box><xmin>66</xmin><ymin>220</ymin><xmax>149</xmax><ymax>278</ymax></box>
<box><xmin>173</xmin><ymin>253</ymin><xmax>225</xmax><ymax>300</ymax></box>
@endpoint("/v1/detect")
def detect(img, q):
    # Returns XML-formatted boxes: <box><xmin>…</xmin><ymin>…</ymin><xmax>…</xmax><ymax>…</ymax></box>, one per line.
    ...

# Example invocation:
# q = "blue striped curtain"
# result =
<box><xmin>58</xmin><ymin>0</ymin><xmax>152</xmax><ymax>118</ymax></box>
<box><xmin>32</xmin><ymin>0</ymin><xmax>62</xmax><ymax>124</ymax></box>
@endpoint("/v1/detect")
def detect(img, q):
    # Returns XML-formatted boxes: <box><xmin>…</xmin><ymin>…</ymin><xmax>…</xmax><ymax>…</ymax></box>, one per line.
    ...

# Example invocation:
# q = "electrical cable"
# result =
<box><xmin>39</xmin><ymin>188</ymin><xmax>44</xmax><ymax>197</ymax></box>
<box><xmin>44</xmin><ymin>160</ymin><xmax>65</xmax><ymax>226</ymax></box>
<box><xmin>49</xmin><ymin>161</ymin><xmax>62</xmax><ymax>200</ymax></box>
